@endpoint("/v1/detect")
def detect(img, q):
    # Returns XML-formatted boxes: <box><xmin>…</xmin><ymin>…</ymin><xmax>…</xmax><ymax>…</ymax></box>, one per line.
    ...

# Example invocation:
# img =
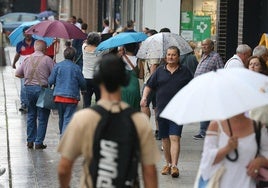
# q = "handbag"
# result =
<box><xmin>254</xmin><ymin>121</ymin><xmax>268</xmax><ymax>187</ymax></box>
<box><xmin>36</xmin><ymin>87</ymin><xmax>57</xmax><ymax>110</ymax></box>
<box><xmin>194</xmin><ymin>165</ymin><xmax>225</xmax><ymax>188</ymax></box>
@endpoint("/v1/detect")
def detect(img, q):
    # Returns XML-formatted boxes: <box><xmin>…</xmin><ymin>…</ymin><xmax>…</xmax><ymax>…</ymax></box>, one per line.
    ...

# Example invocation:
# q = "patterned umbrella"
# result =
<box><xmin>136</xmin><ymin>32</ymin><xmax>193</xmax><ymax>59</ymax></box>
<box><xmin>25</xmin><ymin>20</ymin><xmax>87</xmax><ymax>39</ymax></box>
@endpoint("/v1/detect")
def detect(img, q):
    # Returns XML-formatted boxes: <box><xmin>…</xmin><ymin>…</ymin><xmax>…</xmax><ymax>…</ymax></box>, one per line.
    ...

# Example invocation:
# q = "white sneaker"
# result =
<box><xmin>0</xmin><ymin>167</ymin><xmax>6</xmax><ymax>176</ymax></box>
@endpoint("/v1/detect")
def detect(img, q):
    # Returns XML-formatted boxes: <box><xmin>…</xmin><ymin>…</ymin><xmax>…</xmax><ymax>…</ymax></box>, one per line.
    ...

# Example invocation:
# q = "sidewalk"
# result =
<box><xmin>0</xmin><ymin>46</ymin><xmax>204</xmax><ymax>187</ymax></box>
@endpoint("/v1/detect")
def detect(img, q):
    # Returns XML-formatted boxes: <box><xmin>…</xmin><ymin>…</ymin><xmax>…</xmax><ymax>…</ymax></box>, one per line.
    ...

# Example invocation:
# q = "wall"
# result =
<box><xmin>143</xmin><ymin>0</ymin><xmax>181</xmax><ymax>33</ymax></box>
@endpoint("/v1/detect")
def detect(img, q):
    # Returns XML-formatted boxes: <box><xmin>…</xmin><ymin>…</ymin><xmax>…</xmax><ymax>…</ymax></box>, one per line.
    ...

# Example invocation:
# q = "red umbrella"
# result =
<box><xmin>25</xmin><ymin>20</ymin><xmax>87</xmax><ymax>40</ymax></box>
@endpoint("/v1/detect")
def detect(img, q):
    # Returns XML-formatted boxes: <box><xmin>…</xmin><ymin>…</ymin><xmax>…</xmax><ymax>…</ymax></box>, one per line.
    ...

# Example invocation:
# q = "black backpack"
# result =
<box><xmin>89</xmin><ymin>105</ymin><xmax>140</xmax><ymax>188</ymax></box>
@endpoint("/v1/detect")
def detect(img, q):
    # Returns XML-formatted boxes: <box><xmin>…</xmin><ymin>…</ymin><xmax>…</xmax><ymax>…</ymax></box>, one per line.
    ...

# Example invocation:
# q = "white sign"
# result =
<box><xmin>181</xmin><ymin>30</ymin><xmax>193</xmax><ymax>41</ymax></box>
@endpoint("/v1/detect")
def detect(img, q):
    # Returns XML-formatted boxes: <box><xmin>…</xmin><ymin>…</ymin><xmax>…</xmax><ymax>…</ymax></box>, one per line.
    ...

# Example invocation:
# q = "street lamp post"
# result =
<box><xmin>0</xmin><ymin>21</ymin><xmax>6</xmax><ymax>66</ymax></box>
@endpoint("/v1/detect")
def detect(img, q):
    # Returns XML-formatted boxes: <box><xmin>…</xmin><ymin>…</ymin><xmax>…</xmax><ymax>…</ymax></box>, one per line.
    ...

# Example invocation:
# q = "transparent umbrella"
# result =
<box><xmin>136</xmin><ymin>32</ymin><xmax>193</xmax><ymax>59</ymax></box>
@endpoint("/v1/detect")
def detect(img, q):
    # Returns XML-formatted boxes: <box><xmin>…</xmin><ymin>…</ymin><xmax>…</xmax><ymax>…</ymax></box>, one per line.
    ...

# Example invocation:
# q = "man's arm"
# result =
<box><xmin>140</xmin><ymin>85</ymin><xmax>151</xmax><ymax>107</ymax></box>
<box><xmin>142</xmin><ymin>164</ymin><xmax>158</xmax><ymax>188</ymax></box>
<box><xmin>58</xmin><ymin>156</ymin><xmax>74</xmax><ymax>188</ymax></box>
<box><xmin>12</xmin><ymin>53</ymin><xmax>20</xmax><ymax>69</ymax></box>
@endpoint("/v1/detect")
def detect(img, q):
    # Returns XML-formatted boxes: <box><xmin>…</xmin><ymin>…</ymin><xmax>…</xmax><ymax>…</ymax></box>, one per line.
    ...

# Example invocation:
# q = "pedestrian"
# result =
<box><xmin>124</xmin><ymin>20</ymin><xmax>136</xmax><ymax>32</ymax></box>
<box><xmin>57</xmin><ymin>54</ymin><xmax>160</xmax><ymax>188</ymax></box>
<box><xmin>0</xmin><ymin>166</ymin><xmax>5</xmax><ymax>176</ymax></box>
<box><xmin>82</xmin><ymin>32</ymin><xmax>105</xmax><ymax>108</ymax></box>
<box><xmin>48</xmin><ymin>47</ymin><xmax>86</xmax><ymax>137</ymax></box>
<box><xmin>224</xmin><ymin>44</ymin><xmax>252</xmax><ymax>68</ymax></box>
<box><xmin>141</xmin><ymin>46</ymin><xmax>193</xmax><ymax>177</ymax></box>
<box><xmin>252</xmin><ymin>45</ymin><xmax>268</xmax><ymax>66</ymax></box>
<box><xmin>198</xmin><ymin>113</ymin><xmax>268</xmax><ymax>187</ymax></box>
<box><xmin>193</xmin><ymin>38</ymin><xmax>224</xmax><ymax>140</ymax></box>
<box><xmin>12</xmin><ymin>26</ymin><xmax>36</xmax><ymax>112</ymax></box>
<box><xmin>72</xmin><ymin>22</ymin><xmax>88</xmax><ymax>71</ymax></box>
<box><xmin>247</xmin><ymin>56</ymin><xmax>268</xmax><ymax>125</ymax></box>
<box><xmin>15</xmin><ymin>40</ymin><xmax>55</xmax><ymax>149</ymax></box>
<box><xmin>121</xmin><ymin>42</ymin><xmax>142</xmax><ymax>111</ymax></box>
<box><xmin>140</xmin><ymin>57</ymin><xmax>162</xmax><ymax>140</ymax></box>
<box><xmin>101</xmin><ymin>19</ymin><xmax>110</xmax><ymax>34</ymax></box>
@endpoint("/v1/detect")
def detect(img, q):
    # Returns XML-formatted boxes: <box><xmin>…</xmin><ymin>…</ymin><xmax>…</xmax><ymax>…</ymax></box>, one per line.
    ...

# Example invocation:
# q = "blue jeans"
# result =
<box><xmin>57</xmin><ymin>103</ymin><xmax>77</xmax><ymax>136</ymax></box>
<box><xmin>199</xmin><ymin>121</ymin><xmax>210</xmax><ymax>136</ymax></box>
<box><xmin>20</xmin><ymin>78</ymin><xmax>28</xmax><ymax>106</ymax></box>
<box><xmin>83</xmin><ymin>79</ymin><xmax>100</xmax><ymax>108</ymax></box>
<box><xmin>25</xmin><ymin>85</ymin><xmax>50</xmax><ymax>145</ymax></box>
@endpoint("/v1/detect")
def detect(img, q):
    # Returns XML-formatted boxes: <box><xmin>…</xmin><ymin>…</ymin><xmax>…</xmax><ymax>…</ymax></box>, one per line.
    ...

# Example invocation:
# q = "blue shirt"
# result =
<box><xmin>146</xmin><ymin>64</ymin><xmax>192</xmax><ymax>117</ymax></box>
<box><xmin>16</xmin><ymin>38</ymin><xmax>36</xmax><ymax>55</ymax></box>
<box><xmin>48</xmin><ymin>59</ymin><xmax>86</xmax><ymax>100</ymax></box>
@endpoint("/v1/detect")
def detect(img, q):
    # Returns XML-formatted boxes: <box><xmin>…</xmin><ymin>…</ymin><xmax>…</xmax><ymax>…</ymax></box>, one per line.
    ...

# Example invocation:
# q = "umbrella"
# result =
<box><xmin>160</xmin><ymin>68</ymin><xmax>268</xmax><ymax>125</ymax></box>
<box><xmin>38</xmin><ymin>10</ymin><xmax>55</xmax><ymax>19</ymax></box>
<box><xmin>136</xmin><ymin>32</ymin><xmax>193</xmax><ymax>59</ymax></box>
<box><xmin>96</xmin><ymin>32</ymin><xmax>148</xmax><ymax>51</ymax></box>
<box><xmin>8</xmin><ymin>20</ymin><xmax>54</xmax><ymax>46</ymax></box>
<box><xmin>25</xmin><ymin>20</ymin><xmax>87</xmax><ymax>39</ymax></box>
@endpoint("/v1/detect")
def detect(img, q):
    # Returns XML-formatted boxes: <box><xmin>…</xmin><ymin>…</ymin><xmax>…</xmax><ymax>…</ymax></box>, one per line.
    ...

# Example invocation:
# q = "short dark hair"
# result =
<box><xmin>147</xmin><ymin>29</ymin><xmax>158</xmax><ymax>36</ymax></box>
<box><xmin>123</xmin><ymin>42</ymin><xmax>139</xmax><ymax>54</ymax></box>
<box><xmin>64</xmin><ymin>47</ymin><xmax>76</xmax><ymax>60</ymax></box>
<box><xmin>103</xmin><ymin>19</ymin><xmax>109</xmax><ymax>26</ymax></box>
<box><xmin>159</xmin><ymin>27</ymin><xmax>171</xmax><ymax>32</ymax></box>
<box><xmin>166</xmin><ymin>46</ymin><xmax>180</xmax><ymax>56</ymax></box>
<box><xmin>94</xmin><ymin>55</ymin><xmax>129</xmax><ymax>92</ymax></box>
<box><xmin>23</xmin><ymin>26</ymin><xmax>30</xmax><ymax>33</ymax></box>
<box><xmin>127</xmin><ymin>20</ymin><xmax>134</xmax><ymax>28</ymax></box>
<box><xmin>81</xmin><ymin>23</ymin><xmax>88</xmax><ymax>30</ymax></box>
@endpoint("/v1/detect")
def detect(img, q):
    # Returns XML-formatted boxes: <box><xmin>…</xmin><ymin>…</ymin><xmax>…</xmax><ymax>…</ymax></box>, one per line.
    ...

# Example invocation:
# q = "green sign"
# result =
<box><xmin>181</xmin><ymin>11</ymin><xmax>193</xmax><ymax>30</ymax></box>
<box><xmin>193</xmin><ymin>16</ymin><xmax>211</xmax><ymax>41</ymax></box>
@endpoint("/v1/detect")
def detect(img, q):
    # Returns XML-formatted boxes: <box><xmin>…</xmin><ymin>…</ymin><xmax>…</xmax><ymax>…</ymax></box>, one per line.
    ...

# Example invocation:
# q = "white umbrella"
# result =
<box><xmin>136</xmin><ymin>32</ymin><xmax>193</xmax><ymax>59</ymax></box>
<box><xmin>160</xmin><ymin>68</ymin><xmax>268</xmax><ymax>125</ymax></box>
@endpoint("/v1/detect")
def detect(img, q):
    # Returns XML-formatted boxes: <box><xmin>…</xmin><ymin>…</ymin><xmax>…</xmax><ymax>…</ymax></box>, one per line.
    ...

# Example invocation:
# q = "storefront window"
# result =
<box><xmin>181</xmin><ymin>0</ymin><xmax>217</xmax><ymax>59</ymax></box>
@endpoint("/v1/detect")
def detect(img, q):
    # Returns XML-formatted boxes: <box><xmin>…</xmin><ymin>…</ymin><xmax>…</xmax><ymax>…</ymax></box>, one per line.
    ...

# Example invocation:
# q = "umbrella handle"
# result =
<box><xmin>226</xmin><ymin>149</ymin><xmax>239</xmax><ymax>162</ymax></box>
<box><xmin>226</xmin><ymin>119</ymin><xmax>239</xmax><ymax>162</ymax></box>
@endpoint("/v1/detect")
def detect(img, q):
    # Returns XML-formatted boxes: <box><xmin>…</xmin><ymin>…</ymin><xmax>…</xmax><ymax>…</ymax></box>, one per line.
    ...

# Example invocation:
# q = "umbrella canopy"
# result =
<box><xmin>136</xmin><ymin>32</ymin><xmax>193</xmax><ymax>59</ymax></box>
<box><xmin>25</xmin><ymin>20</ymin><xmax>87</xmax><ymax>40</ymax></box>
<box><xmin>160</xmin><ymin>68</ymin><xmax>268</xmax><ymax>125</ymax></box>
<box><xmin>8</xmin><ymin>20</ymin><xmax>53</xmax><ymax>46</ymax></box>
<box><xmin>96</xmin><ymin>32</ymin><xmax>148</xmax><ymax>51</ymax></box>
<box><xmin>38</xmin><ymin>10</ymin><xmax>55</xmax><ymax>19</ymax></box>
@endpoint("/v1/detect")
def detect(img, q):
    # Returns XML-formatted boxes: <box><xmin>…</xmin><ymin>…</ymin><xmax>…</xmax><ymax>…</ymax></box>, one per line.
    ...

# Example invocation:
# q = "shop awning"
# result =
<box><xmin>259</xmin><ymin>33</ymin><xmax>268</xmax><ymax>48</ymax></box>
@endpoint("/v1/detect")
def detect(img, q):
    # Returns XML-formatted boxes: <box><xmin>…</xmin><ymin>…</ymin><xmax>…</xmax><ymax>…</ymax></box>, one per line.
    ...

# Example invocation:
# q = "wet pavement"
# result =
<box><xmin>0</xmin><ymin>46</ymin><xmax>204</xmax><ymax>188</ymax></box>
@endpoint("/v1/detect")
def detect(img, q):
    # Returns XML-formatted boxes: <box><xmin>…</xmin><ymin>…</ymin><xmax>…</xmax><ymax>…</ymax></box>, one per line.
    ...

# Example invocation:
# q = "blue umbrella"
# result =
<box><xmin>38</xmin><ymin>10</ymin><xmax>55</xmax><ymax>19</ymax></box>
<box><xmin>96</xmin><ymin>32</ymin><xmax>148</xmax><ymax>51</ymax></box>
<box><xmin>8</xmin><ymin>20</ymin><xmax>54</xmax><ymax>46</ymax></box>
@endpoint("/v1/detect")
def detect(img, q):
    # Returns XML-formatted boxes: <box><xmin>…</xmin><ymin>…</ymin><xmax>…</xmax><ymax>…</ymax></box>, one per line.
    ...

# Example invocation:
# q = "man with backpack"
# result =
<box><xmin>57</xmin><ymin>54</ymin><xmax>160</xmax><ymax>188</ymax></box>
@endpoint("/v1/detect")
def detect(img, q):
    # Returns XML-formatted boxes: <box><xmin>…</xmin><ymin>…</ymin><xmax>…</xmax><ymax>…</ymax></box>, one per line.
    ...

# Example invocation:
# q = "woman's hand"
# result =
<box><xmin>226</xmin><ymin>136</ymin><xmax>238</xmax><ymax>152</ymax></box>
<box><xmin>247</xmin><ymin>156</ymin><xmax>265</xmax><ymax>179</ymax></box>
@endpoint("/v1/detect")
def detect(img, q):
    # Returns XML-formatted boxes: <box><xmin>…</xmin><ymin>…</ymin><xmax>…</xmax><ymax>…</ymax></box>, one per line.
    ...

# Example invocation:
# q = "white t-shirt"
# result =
<box><xmin>224</xmin><ymin>55</ymin><xmax>245</xmax><ymax>68</ymax></box>
<box><xmin>122</xmin><ymin>55</ymin><xmax>137</xmax><ymax>71</ymax></box>
<box><xmin>102</xmin><ymin>26</ymin><xmax>110</xmax><ymax>34</ymax></box>
<box><xmin>82</xmin><ymin>43</ymin><xmax>104</xmax><ymax>79</ymax></box>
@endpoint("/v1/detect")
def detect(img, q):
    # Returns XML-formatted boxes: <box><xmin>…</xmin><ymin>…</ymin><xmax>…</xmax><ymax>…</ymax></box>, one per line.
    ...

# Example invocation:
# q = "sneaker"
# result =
<box><xmin>35</xmin><ymin>144</ymin><xmax>47</xmax><ymax>149</ymax></box>
<box><xmin>19</xmin><ymin>105</ymin><xmax>27</xmax><ymax>112</ymax></box>
<box><xmin>27</xmin><ymin>142</ymin><xmax>34</xmax><ymax>149</ymax></box>
<box><xmin>0</xmin><ymin>167</ymin><xmax>6</xmax><ymax>176</ymax></box>
<box><xmin>193</xmin><ymin>134</ymin><xmax>205</xmax><ymax>140</ymax></box>
<box><xmin>171</xmin><ymin>166</ymin><xmax>180</xmax><ymax>178</ymax></box>
<box><xmin>161</xmin><ymin>165</ymin><xmax>171</xmax><ymax>175</ymax></box>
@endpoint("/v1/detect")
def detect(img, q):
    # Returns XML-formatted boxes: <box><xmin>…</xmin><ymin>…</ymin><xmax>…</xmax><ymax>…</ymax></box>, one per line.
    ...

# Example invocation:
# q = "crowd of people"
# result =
<box><xmin>8</xmin><ymin>14</ymin><xmax>268</xmax><ymax>188</ymax></box>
